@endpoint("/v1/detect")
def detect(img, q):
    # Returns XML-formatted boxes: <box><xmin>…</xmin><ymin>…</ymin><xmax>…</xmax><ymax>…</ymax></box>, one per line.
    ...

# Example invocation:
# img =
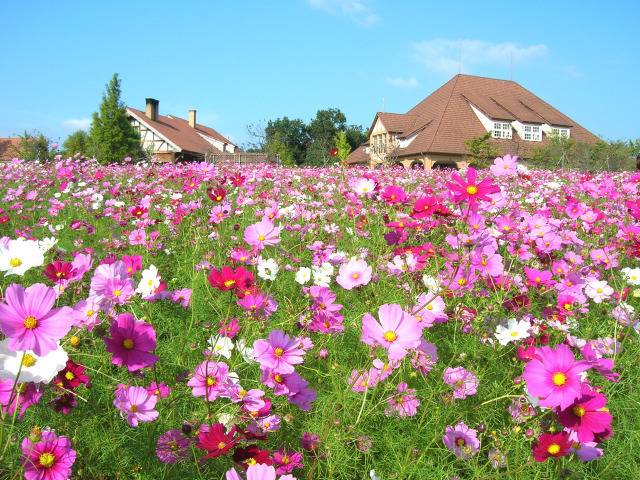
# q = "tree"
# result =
<box><xmin>89</xmin><ymin>73</ymin><xmax>142</xmax><ymax>164</ymax></box>
<box><xmin>305</xmin><ymin>108</ymin><xmax>347</xmax><ymax>165</ymax></box>
<box><xmin>265</xmin><ymin>131</ymin><xmax>295</xmax><ymax>166</ymax></box>
<box><xmin>15</xmin><ymin>131</ymin><xmax>54</xmax><ymax>161</ymax></box>
<box><xmin>264</xmin><ymin>117</ymin><xmax>309</xmax><ymax>165</ymax></box>
<box><xmin>344</xmin><ymin>124</ymin><xmax>368</xmax><ymax>151</ymax></box>
<box><xmin>529</xmin><ymin>136</ymin><xmax>634</xmax><ymax>171</ymax></box>
<box><xmin>335</xmin><ymin>130</ymin><xmax>351</xmax><ymax>164</ymax></box>
<box><xmin>464</xmin><ymin>132</ymin><xmax>501</xmax><ymax>167</ymax></box>
<box><xmin>62</xmin><ymin>130</ymin><xmax>90</xmax><ymax>158</ymax></box>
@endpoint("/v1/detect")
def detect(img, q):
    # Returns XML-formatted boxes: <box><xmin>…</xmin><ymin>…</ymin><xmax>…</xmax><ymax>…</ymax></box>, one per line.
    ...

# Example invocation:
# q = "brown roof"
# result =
<box><xmin>0</xmin><ymin>138</ymin><xmax>20</xmax><ymax>161</ymax></box>
<box><xmin>347</xmin><ymin>144</ymin><xmax>369</xmax><ymax>165</ymax></box>
<box><xmin>350</xmin><ymin>74</ymin><xmax>599</xmax><ymax>162</ymax></box>
<box><xmin>127</xmin><ymin>107</ymin><xmax>235</xmax><ymax>155</ymax></box>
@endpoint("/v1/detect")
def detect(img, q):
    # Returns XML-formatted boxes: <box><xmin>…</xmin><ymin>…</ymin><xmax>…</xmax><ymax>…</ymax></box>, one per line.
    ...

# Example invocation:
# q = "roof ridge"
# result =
<box><xmin>425</xmin><ymin>74</ymin><xmax>460</xmax><ymax>153</ymax></box>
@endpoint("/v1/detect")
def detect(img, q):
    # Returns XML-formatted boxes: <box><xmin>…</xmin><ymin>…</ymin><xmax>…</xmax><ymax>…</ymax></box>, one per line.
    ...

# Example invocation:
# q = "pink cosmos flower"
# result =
<box><xmin>361</xmin><ymin>304</ymin><xmax>422</xmax><ymax>361</ymax></box>
<box><xmin>244</xmin><ymin>219</ymin><xmax>281</xmax><ymax>250</ymax></box>
<box><xmin>385</xmin><ymin>382</ymin><xmax>420</xmax><ymax>417</ymax></box>
<box><xmin>226</xmin><ymin>463</ymin><xmax>297</xmax><ymax>480</ymax></box>
<box><xmin>443</xmin><ymin>366</ymin><xmax>479</xmax><ymax>399</ymax></box>
<box><xmin>187</xmin><ymin>360</ymin><xmax>230</xmax><ymax>401</ymax></box>
<box><xmin>523</xmin><ymin>344</ymin><xmax>591</xmax><ymax>409</ymax></box>
<box><xmin>253</xmin><ymin>330</ymin><xmax>305</xmax><ymax>375</ymax></box>
<box><xmin>156</xmin><ymin>429</ymin><xmax>193</xmax><ymax>464</ymax></box>
<box><xmin>556</xmin><ymin>384</ymin><xmax>612</xmax><ymax>442</ymax></box>
<box><xmin>0</xmin><ymin>283</ymin><xmax>73</xmax><ymax>356</ymax></box>
<box><xmin>490</xmin><ymin>154</ymin><xmax>518</xmax><ymax>176</ymax></box>
<box><xmin>0</xmin><ymin>379</ymin><xmax>42</xmax><ymax>419</ymax></box>
<box><xmin>442</xmin><ymin>422</ymin><xmax>480</xmax><ymax>459</ymax></box>
<box><xmin>446</xmin><ymin>167</ymin><xmax>500</xmax><ymax>208</ymax></box>
<box><xmin>103</xmin><ymin>313</ymin><xmax>158</xmax><ymax>371</ymax></box>
<box><xmin>381</xmin><ymin>185</ymin><xmax>407</xmax><ymax>204</ymax></box>
<box><xmin>284</xmin><ymin>371</ymin><xmax>316</xmax><ymax>411</ymax></box>
<box><xmin>114</xmin><ymin>385</ymin><xmax>159</xmax><ymax>427</ymax></box>
<box><xmin>336</xmin><ymin>258</ymin><xmax>372</xmax><ymax>290</ymax></box>
<box><xmin>21</xmin><ymin>430</ymin><xmax>76</xmax><ymax>480</ymax></box>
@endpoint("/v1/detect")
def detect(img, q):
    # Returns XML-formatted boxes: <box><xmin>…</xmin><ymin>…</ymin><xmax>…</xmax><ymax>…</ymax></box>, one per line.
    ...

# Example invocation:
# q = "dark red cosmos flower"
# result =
<box><xmin>230</xmin><ymin>173</ymin><xmax>246</xmax><ymax>187</ymax></box>
<box><xmin>329</xmin><ymin>148</ymin><xmax>338</xmax><ymax>157</ymax></box>
<box><xmin>53</xmin><ymin>360</ymin><xmax>89</xmax><ymax>390</ymax></box>
<box><xmin>532</xmin><ymin>432</ymin><xmax>572</xmax><ymax>462</ymax></box>
<box><xmin>233</xmin><ymin>445</ymin><xmax>272</xmax><ymax>469</ymax></box>
<box><xmin>52</xmin><ymin>393</ymin><xmax>77</xmax><ymax>414</ymax></box>
<box><xmin>208</xmin><ymin>266</ymin><xmax>255</xmax><ymax>296</ymax></box>
<box><xmin>207</xmin><ymin>187</ymin><xmax>227</xmax><ymax>202</ymax></box>
<box><xmin>43</xmin><ymin>261</ymin><xmax>77</xmax><ymax>283</ymax></box>
<box><xmin>130</xmin><ymin>206</ymin><xmax>148</xmax><ymax>219</ymax></box>
<box><xmin>197</xmin><ymin>423</ymin><xmax>238</xmax><ymax>459</ymax></box>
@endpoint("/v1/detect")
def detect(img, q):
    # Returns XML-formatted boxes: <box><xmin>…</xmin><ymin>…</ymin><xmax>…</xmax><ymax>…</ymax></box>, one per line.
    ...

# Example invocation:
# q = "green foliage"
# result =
<box><xmin>335</xmin><ymin>130</ymin><xmax>351</xmax><ymax>163</ymax></box>
<box><xmin>15</xmin><ymin>131</ymin><xmax>55</xmax><ymax>161</ymax></box>
<box><xmin>264</xmin><ymin>117</ymin><xmax>309</xmax><ymax>165</ymax></box>
<box><xmin>62</xmin><ymin>130</ymin><xmax>90</xmax><ymax>158</ymax></box>
<box><xmin>266</xmin><ymin>130</ymin><xmax>295</xmax><ymax>166</ymax></box>
<box><xmin>88</xmin><ymin>73</ymin><xmax>142</xmax><ymax>164</ymax></box>
<box><xmin>305</xmin><ymin>108</ymin><xmax>346</xmax><ymax>166</ymax></box>
<box><xmin>529</xmin><ymin>136</ymin><xmax>637</xmax><ymax>171</ymax></box>
<box><xmin>464</xmin><ymin>132</ymin><xmax>501</xmax><ymax>168</ymax></box>
<box><xmin>344</xmin><ymin>124</ymin><xmax>368</xmax><ymax>151</ymax></box>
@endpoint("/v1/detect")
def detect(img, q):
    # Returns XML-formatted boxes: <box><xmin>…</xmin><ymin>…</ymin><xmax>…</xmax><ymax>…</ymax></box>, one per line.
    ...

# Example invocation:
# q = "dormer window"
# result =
<box><xmin>551</xmin><ymin>127</ymin><xmax>570</xmax><ymax>138</ymax></box>
<box><xmin>492</xmin><ymin>122</ymin><xmax>512</xmax><ymax>139</ymax></box>
<box><xmin>522</xmin><ymin>124</ymin><xmax>541</xmax><ymax>141</ymax></box>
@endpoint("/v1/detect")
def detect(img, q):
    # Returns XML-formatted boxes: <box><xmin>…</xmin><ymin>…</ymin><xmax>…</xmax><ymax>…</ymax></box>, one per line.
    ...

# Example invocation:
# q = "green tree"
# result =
<box><xmin>335</xmin><ymin>130</ymin><xmax>351</xmax><ymax>164</ymax></box>
<box><xmin>305</xmin><ymin>108</ymin><xmax>347</xmax><ymax>165</ymax></box>
<box><xmin>265</xmin><ymin>131</ymin><xmax>295</xmax><ymax>166</ymax></box>
<box><xmin>464</xmin><ymin>132</ymin><xmax>501</xmax><ymax>168</ymax></box>
<box><xmin>264</xmin><ymin>117</ymin><xmax>309</xmax><ymax>165</ymax></box>
<box><xmin>344</xmin><ymin>124</ymin><xmax>368</xmax><ymax>151</ymax></box>
<box><xmin>89</xmin><ymin>73</ymin><xmax>142</xmax><ymax>164</ymax></box>
<box><xmin>530</xmin><ymin>136</ymin><xmax>634</xmax><ymax>171</ymax></box>
<box><xmin>62</xmin><ymin>130</ymin><xmax>90</xmax><ymax>158</ymax></box>
<box><xmin>15</xmin><ymin>131</ymin><xmax>54</xmax><ymax>161</ymax></box>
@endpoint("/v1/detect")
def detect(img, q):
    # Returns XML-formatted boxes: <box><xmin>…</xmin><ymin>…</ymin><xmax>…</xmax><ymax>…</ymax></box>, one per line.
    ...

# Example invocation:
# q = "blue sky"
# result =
<box><xmin>1</xmin><ymin>0</ymin><xmax>638</xmax><ymax>146</ymax></box>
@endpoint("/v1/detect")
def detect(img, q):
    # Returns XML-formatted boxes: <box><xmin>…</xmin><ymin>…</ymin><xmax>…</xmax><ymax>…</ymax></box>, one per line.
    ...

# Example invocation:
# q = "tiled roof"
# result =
<box><xmin>0</xmin><ymin>138</ymin><xmax>20</xmax><ymax>161</ymax></box>
<box><xmin>126</xmin><ymin>107</ymin><xmax>235</xmax><ymax>155</ymax></box>
<box><xmin>349</xmin><ymin>74</ymin><xmax>599</xmax><ymax>162</ymax></box>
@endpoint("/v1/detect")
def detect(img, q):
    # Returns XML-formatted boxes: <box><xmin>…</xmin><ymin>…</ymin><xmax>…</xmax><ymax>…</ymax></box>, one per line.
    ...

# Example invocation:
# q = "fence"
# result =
<box><xmin>207</xmin><ymin>153</ymin><xmax>281</xmax><ymax>166</ymax></box>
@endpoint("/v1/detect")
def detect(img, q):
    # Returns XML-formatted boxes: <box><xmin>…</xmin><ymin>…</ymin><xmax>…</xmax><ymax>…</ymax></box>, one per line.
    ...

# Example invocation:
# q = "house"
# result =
<box><xmin>348</xmin><ymin>74</ymin><xmax>599</xmax><ymax>169</ymax></box>
<box><xmin>0</xmin><ymin>138</ymin><xmax>20</xmax><ymax>161</ymax></box>
<box><xmin>126</xmin><ymin>98</ymin><xmax>238</xmax><ymax>162</ymax></box>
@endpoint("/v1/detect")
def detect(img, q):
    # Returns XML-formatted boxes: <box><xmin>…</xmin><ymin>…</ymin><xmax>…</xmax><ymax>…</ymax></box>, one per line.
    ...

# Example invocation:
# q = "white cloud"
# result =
<box><xmin>385</xmin><ymin>76</ymin><xmax>419</xmax><ymax>88</ymax></box>
<box><xmin>62</xmin><ymin>118</ymin><xmax>91</xmax><ymax>131</ymax></box>
<box><xmin>411</xmin><ymin>39</ymin><xmax>548</xmax><ymax>76</ymax></box>
<box><xmin>307</xmin><ymin>0</ymin><xmax>378</xmax><ymax>26</ymax></box>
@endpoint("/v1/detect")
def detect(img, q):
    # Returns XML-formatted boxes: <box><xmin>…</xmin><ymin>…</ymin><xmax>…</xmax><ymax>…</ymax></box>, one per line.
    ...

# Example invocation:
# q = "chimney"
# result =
<box><xmin>145</xmin><ymin>98</ymin><xmax>159</xmax><ymax>121</ymax></box>
<box><xmin>188</xmin><ymin>109</ymin><xmax>197</xmax><ymax>128</ymax></box>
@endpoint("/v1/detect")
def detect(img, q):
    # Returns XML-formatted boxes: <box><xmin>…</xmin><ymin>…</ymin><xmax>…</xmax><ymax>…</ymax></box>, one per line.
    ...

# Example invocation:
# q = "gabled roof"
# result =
<box><xmin>352</xmin><ymin>74</ymin><xmax>599</xmax><ymax>161</ymax></box>
<box><xmin>126</xmin><ymin>107</ymin><xmax>235</xmax><ymax>155</ymax></box>
<box><xmin>0</xmin><ymin>138</ymin><xmax>20</xmax><ymax>161</ymax></box>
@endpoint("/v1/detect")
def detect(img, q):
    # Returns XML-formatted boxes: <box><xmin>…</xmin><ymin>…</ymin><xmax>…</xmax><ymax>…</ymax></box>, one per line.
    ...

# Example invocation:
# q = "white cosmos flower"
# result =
<box><xmin>207</xmin><ymin>335</ymin><xmax>234</xmax><ymax>359</ymax></box>
<box><xmin>0</xmin><ymin>238</ymin><xmax>45</xmax><ymax>276</ymax></box>
<box><xmin>495</xmin><ymin>318</ymin><xmax>531</xmax><ymax>346</ymax></box>
<box><xmin>295</xmin><ymin>267</ymin><xmax>312</xmax><ymax>285</ymax></box>
<box><xmin>422</xmin><ymin>274</ymin><xmax>440</xmax><ymax>294</ymax></box>
<box><xmin>0</xmin><ymin>340</ymin><xmax>68</xmax><ymax>384</ymax></box>
<box><xmin>353</xmin><ymin>177</ymin><xmax>376</xmax><ymax>196</ymax></box>
<box><xmin>38</xmin><ymin>237</ymin><xmax>58</xmax><ymax>253</ymax></box>
<box><xmin>257</xmin><ymin>257</ymin><xmax>279</xmax><ymax>281</ymax></box>
<box><xmin>621</xmin><ymin>267</ymin><xmax>640</xmax><ymax>286</ymax></box>
<box><xmin>136</xmin><ymin>265</ymin><xmax>161</xmax><ymax>296</ymax></box>
<box><xmin>236</xmin><ymin>339</ymin><xmax>256</xmax><ymax>363</ymax></box>
<box><xmin>584</xmin><ymin>279</ymin><xmax>613</xmax><ymax>303</ymax></box>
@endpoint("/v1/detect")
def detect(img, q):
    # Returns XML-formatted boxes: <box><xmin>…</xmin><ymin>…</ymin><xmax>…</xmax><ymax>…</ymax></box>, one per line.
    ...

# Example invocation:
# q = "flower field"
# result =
<box><xmin>1</xmin><ymin>156</ymin><xmax>640</xmax><ymax>480</ymax></box>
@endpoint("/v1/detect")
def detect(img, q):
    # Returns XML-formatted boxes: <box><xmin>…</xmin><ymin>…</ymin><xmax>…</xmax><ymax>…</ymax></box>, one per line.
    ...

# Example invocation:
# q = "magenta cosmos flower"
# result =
<box><xmin>21</xmin><ymin>430</ymin><xmax>76</xmax><ymax>480</ymax></box>
<box><xmin>253</xmin><ymin>330</ymin><xmax>305</xmax><ymax>375</ymax></box>
<box><xmin>557</xmin><ymin>384</ymin><xmax>612</xmax><ymax>442</ymax></box>
<box><xmin>103</xmin><ymin>313</ymin><xmax>158</xmax><ymax>371</ymax></box>
<box><xmin>0</xmin><ymin>283</ymin><xmax>72</xmax><ymax>356</ymax></box>
<box><xmin>336</xmin><ymin>258</ymin><xmax>372</xmax><ymax>290</ymax></box>
<box><xmin>226</xmin><ymin>463</ymin><xmax>296</xmax><ymax>480</ymax></box>
<box><xmin>244</xmin><ymin>219</ymin><xmax>281</xmax><ymax>250</ymax></box>
<box><xmin>523</xmin><ymin>344</ymin><xmax>591</xmax><ymax>410</ymax></box>
<box><xmin>114</xmin><ymin>385</ymin><xmax>159</xmax><ymax>427</ymax></box>
<box><xmin>446</xmin><ymin>167</ymin><xmax>499</xmax><ymax>207</ymax></box>
<box><xmin>442</xmin><ymin>422</ymin><xmax>480</xmax><ymax>459</ymax></box>
<box><xmin>361</xmin><ymin>304</ymin><xmax>422</xmax><ymax>361</ymax></box>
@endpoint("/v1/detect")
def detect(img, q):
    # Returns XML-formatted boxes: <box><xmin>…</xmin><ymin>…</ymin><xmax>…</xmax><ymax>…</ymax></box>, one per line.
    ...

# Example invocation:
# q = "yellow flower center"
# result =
<box><xmin>274</xmin><ymin>347</ymin><xmax>284</xmax><ymax>357</ymax></box>
<box><xmin>547</xmin><ymin>443</ymin><xmax>561</xmax><ymax>455</ymax></box>
<box><xmin>466</xmin><ymin>185</ymin><xmax>478</xmax><ymax>195</ymax></box>
<box><xmin>23</xmin><ymin>316</ymin><xmax>37</xmax><ymax>329</ymax></box>
<box><xmin>455</xmin><ymin>437</ymin><xmax>466</xmax><ymax>446</ymax></box>
<box><xmin>22</xmin><ymin>354</ymin><xmax>37</xmax><ymax>367</ymax></box>
<box><xmin>122</xmin><ymin>338</ymin><xmax>134</xmax><ymax>350</ymax></box>
<box><xmin>65</xmin><ymin>371</ymin><xmax>75</xmax><ymax>381</ymax></box>
<box><xmin>38</xmin><ymin>452</ymin><xmax>55</xmax><ymax>468</ymax></box>
<box><xmin>383</xmin><ymin>330</ymin><xmax>397</xmax><ymax>342</ymax></box>
<box><xmin>130</xmin><ymin>404</ymin><xmax>138</xmax><ymax>413</ymax></box>
<box><xmin>113</xmin><ymin>289</ymin><xmax>122</xmax><ymax>297</ymax></box>
<box><xmin>351</xmin><ymin>273</ymin><xmax>360</xmax><ymax>280</ymax></box>
<box><xmin>258</xmin><ymin>234</ymin><xmax>266</xmax><ymax>241</ymax></box>
<box><xmin>9</xmin><ymin>257</ymin><xmax>23</xmax><ymax>267</ymax></box>
<box><xmin>274</xmin><ymin>374</ymin><xmax>283</xmax><ymax>383</ymax></box>
<box><xmin>573</xmin><ymin>405</ymin><xmax>586</xmax><ymax>417</ymax></box>
<box><xmin>552</xmin><ymin>372</ymin><xmax>567</xmax><ymax>386</ymax></box>
<box><xmin>86</xmin><ymin>309</ymin><xmax>94</xmax><ymax>317</ymax></box>
<box><xmin>510</xmin><ymin>331</ymin><xmax>519</xmax><ymax>337</ymax></box>
<box><xmin>217</xmin><ymin>441</ymin><xmax>226</xmax><ymax>450</ymax></box>
<box><xmin>206</xmin><ymin>376</ymin><xmax>216</xmax><ymax>386</ymax></box>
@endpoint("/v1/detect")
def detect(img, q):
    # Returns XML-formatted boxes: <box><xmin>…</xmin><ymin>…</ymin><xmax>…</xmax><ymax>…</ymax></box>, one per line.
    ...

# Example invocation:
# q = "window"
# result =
<box><xmin>551</xmin><ymin>127</ymin><xmax>570</xmax><ymax>138</ymax></box>
<box><xmin>521</xmin><ymin>124</ymin><xmax>541</xmax><ymax>141</ymax></box>
<box><xmin>492</xmin><ymin>121</ymin><xmax>512</xmax><ymax>139</ymax></box>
